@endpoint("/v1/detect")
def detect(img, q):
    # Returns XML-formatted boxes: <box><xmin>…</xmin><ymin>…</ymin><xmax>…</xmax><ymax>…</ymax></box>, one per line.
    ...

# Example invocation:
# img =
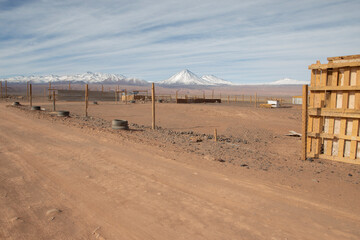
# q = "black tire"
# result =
<box><xmin>57</xmin><ymin>111</ymin><xmax>70</xmax><ymax>117</ymax></box>
<box><xmin>12</xmin><ymin>102</ymin><xmax>20</xmax><ymax>106</ymax></box>
<box><xmin>31</xmin><ymin>106</ymin><xmax>41</xmax><ymax>110</ymax></box>
<box><xmin>112</xmin><ymin>119</ymin><xmax>128</xmax><ymax>126</ymax></box>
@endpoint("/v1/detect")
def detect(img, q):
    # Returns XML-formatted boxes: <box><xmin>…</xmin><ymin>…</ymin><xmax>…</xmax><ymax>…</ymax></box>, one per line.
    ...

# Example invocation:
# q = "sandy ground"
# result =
<box><xmin>1</xmin><ymin>100</ymin><xmax>360</xmax><ymax>239</ymax></box>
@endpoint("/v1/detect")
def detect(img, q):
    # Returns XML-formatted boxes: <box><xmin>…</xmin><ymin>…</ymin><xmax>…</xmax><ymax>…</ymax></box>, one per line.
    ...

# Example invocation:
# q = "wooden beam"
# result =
<box><xmin>152</xmin><ymin>83</ymin><xmax>155</xmax><ymax>130</ymax></box>
<box><xmin>29</xmin><ymin>84</ymin><xmax>32</xmax><ymax>107</ymax></box>
<box><xmin>85</xmin><ymin>84</ymin><xmax>89</xmax><ymax>117</ymax></box>
<box><xmin>302</xmin><ymin>85</ymin><xmax>308</xmax><ymax>160</ymax></box>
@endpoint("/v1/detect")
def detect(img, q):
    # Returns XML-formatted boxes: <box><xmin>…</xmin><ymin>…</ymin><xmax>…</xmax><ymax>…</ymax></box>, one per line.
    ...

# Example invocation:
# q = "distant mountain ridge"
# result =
<box><xmin>157</xmin><ymin>69</ymin><xmax>233</xmax><ymax>86</ymax></box>
<box><xmin>1</xmin><ymin>72</ymin><xmax>148</xmax><ymax>85</ymax></box>
<box><xmin>1</xmin><ymin>71</ymin><xmax>307</xmax><ymax>86</ymax></box>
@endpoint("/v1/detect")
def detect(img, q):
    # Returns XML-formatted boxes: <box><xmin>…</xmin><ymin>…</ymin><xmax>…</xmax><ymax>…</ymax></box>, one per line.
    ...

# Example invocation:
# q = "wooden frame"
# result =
<box><xmin>305</xmin><ymin>54</ymin><xmax>360</xmax><ymax>164</ymax></box>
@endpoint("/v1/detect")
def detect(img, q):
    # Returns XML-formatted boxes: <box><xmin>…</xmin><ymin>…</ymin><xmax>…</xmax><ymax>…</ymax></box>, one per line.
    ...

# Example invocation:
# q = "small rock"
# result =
<box><xmin>348</xmin><ymin>173</ymin><xmax>353</xmax><ymax>177</ymax></box>
<box><xmin>46</xmin><ymin>208</ymin><xmax>62</xmax><ymax>216</ymax></box>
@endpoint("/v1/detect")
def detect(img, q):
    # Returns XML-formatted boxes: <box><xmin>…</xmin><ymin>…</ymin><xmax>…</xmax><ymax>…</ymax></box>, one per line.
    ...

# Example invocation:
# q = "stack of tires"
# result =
<box><xmin>112</xmin><ymin>119</ymin><xmax>129</xmax><ymax>130</ymax></box>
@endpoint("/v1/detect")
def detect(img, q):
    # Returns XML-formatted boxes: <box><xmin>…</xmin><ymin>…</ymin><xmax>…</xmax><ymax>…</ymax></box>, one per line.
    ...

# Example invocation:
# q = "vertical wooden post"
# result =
<box><xmin>255</xmin><ymin>93</ymin><xmax>257</xmax><ymax>108</ymax></box>
<box><xmin>0</xmin><ymin>81</ymin><xmax>2</xmax><ymax>98</ymax></box>
<box><xmin>152</xmin><ymin>83</ymin><xmax>155</xmax><ymax>130</ymax></box>
<box><xmin>101</xmin><ymin>84</ymin><xmax>104</xmax><ymax>93</ymax></box>
<box><xmin>85</xmin><ymin>84</ymin><xmax>89</xmax><ymax>117</ymax></box>
<box><xmin>48</xmin><ymin>82</ymin><xmax>51</xmax><ymax>99</ymax></box>
<box><xmin>53</xmin><ymin>91</ymin><xmax>56</xmax><ymax>111</ymax></box>
<box><xmin>29</xmin><ymin>84</ymin><xmax>32</xmax><ymax>107</ymax></box>
<box><xmin>301</xmin><ymin>85</ymin><xmax>308</xmax><ymax>160</ymax></box>
<box><xmin>227</xmin><ymin>95</ymin><xmax>230</xmax><ymax>104</ymax></box>
<box><xmin>214</xmin><ymin>128</ymin><xmax>217</xmax><ymax>142</ymax></box>
<box><xmin>212</xmin><ymin>90</ymin><xmax>214</xmax><ymax>99</ymax></box>
<box><xmin>125</xmin><ymin>89</ymin><xmax>127</xmax><ymax>104</ymax></box>
<box><xmin>5</xmin><ymin>81</ymin><xmax>7</xmax><ymax>97</ymax></box>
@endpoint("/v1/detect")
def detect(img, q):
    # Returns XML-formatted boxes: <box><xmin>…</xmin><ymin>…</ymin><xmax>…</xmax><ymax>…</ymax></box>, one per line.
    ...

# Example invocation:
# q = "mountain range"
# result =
<box><xmin>1</xmin><ymin>70</ymin><xmax>308</xmax><ymax>86</ymax></box>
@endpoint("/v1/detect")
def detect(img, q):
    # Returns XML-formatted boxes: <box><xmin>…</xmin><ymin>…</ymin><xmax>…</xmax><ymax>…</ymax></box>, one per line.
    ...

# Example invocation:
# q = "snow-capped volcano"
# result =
<box><xmin>158</xmin><ymin>69</ymin><xmax>233</xmax><ymax>86</ymax></box>
<box><xmin>201</xmin><ymin>75</ymin><xmax>233</xmax><ymax>85</ymax></box>
<box><xmin>1</xmin><ymin>72</ymin><xmax>149</xmax><ymax>85</ymax></box>
<box><xmin>266</xmin><ymin>78</ymin><xmax>309</xmax><ymax>85</ymax></box>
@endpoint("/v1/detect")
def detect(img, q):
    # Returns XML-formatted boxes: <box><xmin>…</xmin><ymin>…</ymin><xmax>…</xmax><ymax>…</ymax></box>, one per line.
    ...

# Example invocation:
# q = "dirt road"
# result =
<box><xmin>1</xmin><ymin>104</ymin><xmax>360</xmax><ymax>239</ymax></box>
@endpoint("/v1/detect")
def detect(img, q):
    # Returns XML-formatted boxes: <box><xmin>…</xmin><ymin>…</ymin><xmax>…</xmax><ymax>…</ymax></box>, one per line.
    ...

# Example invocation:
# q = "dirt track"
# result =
<box><xmin>1</xmin><ymin>102</ymin><xmax>360</xmax><ymax>239</ymax></box>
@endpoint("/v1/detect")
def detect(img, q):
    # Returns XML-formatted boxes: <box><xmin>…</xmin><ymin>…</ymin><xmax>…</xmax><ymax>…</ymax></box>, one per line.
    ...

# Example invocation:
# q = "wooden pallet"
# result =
<box><xmin>304</xmin><ymin>54</ymin><xmax>360</xmax><ymax>164</ymax></box>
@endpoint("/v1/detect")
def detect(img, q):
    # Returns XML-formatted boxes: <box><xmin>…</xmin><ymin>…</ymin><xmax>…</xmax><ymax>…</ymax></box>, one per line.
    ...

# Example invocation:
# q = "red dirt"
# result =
<box><xmin>1</xmin><ymin>100</ymin><xmax>360</xmax><ymax>239</ymax></box>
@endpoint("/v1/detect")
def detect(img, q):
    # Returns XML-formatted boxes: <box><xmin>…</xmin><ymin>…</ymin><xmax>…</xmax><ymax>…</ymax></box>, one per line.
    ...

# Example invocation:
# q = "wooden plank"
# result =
<box><xmin>332</xmin><ymin>70</ymin><xmax>338</xmax><ymax>86</ymax></box>
<box><xmin>307</xmin><ymin>132</ymin><xmax>360</xmax><ymax>141</ymax></box>
<box><xmin>350</xmin><ymin>68</ymin><xmax>357</xmax><ymax>86</ymax></box>
<box><xmin>327</xmin><ymin>54</ymin><xmax>360</xmax><ymax>61</ymax></box>
<box><xmin>309</xmin><ymin>62</ymin><xmax>360</xmax><ymax>69</ymax></box>
<box><xmin>318</xmin><ymin>154</ymin><xmax>360</xmax><ymax>165</ymax></box>
<box><xmin>309</xmin><ymin>85</ymin><xmax>360</xmax><ymax>91</ymax></box>
<box><xmin>337</xmin><ymin>119</ymin><xmax>347</xmax><ymax>157</ymax></box>
<box><xmin>320</xmin><ymin>70</ymin><xmax>327</xmax><ymax>87</ymax></box>
<box><xmin>308</xmin><ymin>108</ymin><xmax>360</xmax><ymax>119</ymax></box>
<box><xmin>315</xmin><ymin>70</ymin><xmax>321</xmax><ymax>86</ymax></box>
<box><xmin>350</xmin><ymin>119</ymin><xmax>359</xmax><ymax>159</ymax></box>
<box><xmin>302</xmin><ymin>85</ymin><xmax>308</xmax><ymax>160</ymax></box>
<box><xmin>310</xmin><ymin>70</ymin><xmax>316</xmax><ymax>86</ymax></box>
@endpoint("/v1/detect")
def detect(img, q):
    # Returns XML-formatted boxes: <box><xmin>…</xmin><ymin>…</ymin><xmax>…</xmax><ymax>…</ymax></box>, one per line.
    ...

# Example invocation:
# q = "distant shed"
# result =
<box><xmin>292</xmin><ymin>96</ymin><xmax>302</xmax><ymax>104</ymax></box>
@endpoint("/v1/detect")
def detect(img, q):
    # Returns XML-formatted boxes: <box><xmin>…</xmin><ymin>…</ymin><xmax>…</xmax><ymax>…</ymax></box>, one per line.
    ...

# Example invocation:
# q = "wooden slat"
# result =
<box><xmin>321</xmin><ymin>70</ymin><xmax>327</xmax><ymax>87</ymax></box>
<box><xmin>309</xmin><ymin>62</ymin><xmax>360</xmax><ymax>70</ymax></box>
<box><xmin>327</xmin><ymin>54</ymin><xmax>360</xmax><ymax>61</ymax></box>
<box><xmin>309</xmin><ymin>86</ymin><xmax>360</xmax><ymax>91</ymax></box>
<box><xmin>308</xmin><ymin>108</ymin><xmax>360</xmax><ymax>119</ymax></box>
<box><xmin>307</xmin><ymin>132</ymin><xmax>360</xmax><ymax>141</ymax></box>
<box><xmin>350</xmin><ymin>119</ymin><xmax>359</xmax><ymax>159</ymax></box>
<box><xmin>318</xmin><ymin>154</ymin><xmax>360</xmax><ymax>165</ymax></box>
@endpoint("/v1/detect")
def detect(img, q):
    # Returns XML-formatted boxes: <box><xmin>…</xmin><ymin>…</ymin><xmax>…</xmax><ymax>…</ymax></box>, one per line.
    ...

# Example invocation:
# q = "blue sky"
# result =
<box><xmin>0</xmin><ymin>0</ymin><xmax>359</xmax><ymax>83</ymax></box>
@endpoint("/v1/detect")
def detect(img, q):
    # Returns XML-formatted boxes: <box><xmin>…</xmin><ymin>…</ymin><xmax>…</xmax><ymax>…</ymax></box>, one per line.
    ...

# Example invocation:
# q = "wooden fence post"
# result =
<box><xmin>212</xmin><ymin>90</ymin><xmax>214</xmax><ymax>99</ymax></box>
<box><xmin>53</xmin><ymin>91</ymin><xmax>56</xmax><ymax>111</ymax></box>
<box><xmin>152</xmin><ymin>83</ymin><xmax>155</xmax><ymax>130</ymax></box>
<box><xmin>214</xmin><ymin>128</ymin><xmax>217</xmax><ymax>142</ymax></box>
<box><xmin>227</xmin><ymin>95</ymin><xmax>230</xmax><ymax>104</ymax></box>
<box><xmin>255</xmin><ymin>93</ymin><xmax>257</xmax><ymax>108</ymax></box>
<box><xmin>0</xmin><ymin>81</ymin><xmax>2</xmax><ymax>98</ymax></box>
<box><xmin>125</xmin><ymin>89</ymin><xmax>127</xmax><ymax>104</ymax></box>
<box><xmin>29</xmin><ymin>84</ymin><xmax>32</xmax><ymax>107</ymax></box>
<box><xmin>85</xmin><ymin>84</ymin><xmax>89</xmax><ymax>117</ymax></box>
<box><xmin>301</xmin><ymin>85</ymin><xmax>308</xmax><ymax>160</ymax></box>
<box><xmin>5</xmin><ymin>81</ymin><xmax>7</xmax><ymax>98</ymax></box>
<box><xmin>48</xmin><ymin>82</ymin><xmax>51</xmax><ymax>100</ymax></box>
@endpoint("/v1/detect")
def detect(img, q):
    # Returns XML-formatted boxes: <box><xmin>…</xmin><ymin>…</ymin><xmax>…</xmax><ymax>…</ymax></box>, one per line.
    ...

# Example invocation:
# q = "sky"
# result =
<box><xmin>0</xmin><ymin>0</ymin><xmax>359</xmax><ymax>84</ymax></box>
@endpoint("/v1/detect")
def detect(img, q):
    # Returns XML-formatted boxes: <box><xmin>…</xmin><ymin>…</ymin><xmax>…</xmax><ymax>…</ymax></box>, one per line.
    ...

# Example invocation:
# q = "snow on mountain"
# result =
<box><xmin>201</xmin><ymin>75</ymin><xmax>233</xmax><ymax>85</ymax></box>
<box><xmin>158</xmin><ymin>69</ymin><xmax>233</xmax><ymax>86</ymax></box>
<box><xmin>266</xmin><ymin>78</ymin><xmax>309</xmax><ymax>85</ymax></box>
<box><xmin>1</xmin><ymin>72</ymin><xmax>149</xmax><ymax>85</ymax></box>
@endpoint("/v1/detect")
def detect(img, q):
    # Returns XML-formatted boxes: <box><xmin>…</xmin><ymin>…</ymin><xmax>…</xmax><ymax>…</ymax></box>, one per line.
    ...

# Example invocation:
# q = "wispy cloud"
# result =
<box><xmin>0</xmin><ymin>0</ymin><xmax>359</xmax><ymax>83</ymax></box>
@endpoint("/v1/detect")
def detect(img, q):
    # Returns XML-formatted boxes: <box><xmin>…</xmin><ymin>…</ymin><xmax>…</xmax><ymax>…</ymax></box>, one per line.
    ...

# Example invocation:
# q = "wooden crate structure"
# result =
<box><xmin>306</xmin><ymin>54</ymin><xmax>360</xmax><ymax>164</ymax></box>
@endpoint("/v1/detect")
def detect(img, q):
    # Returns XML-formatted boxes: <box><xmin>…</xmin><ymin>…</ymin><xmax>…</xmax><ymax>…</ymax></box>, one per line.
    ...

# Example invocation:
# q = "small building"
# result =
<box><xmin>267</xmin><ymin>100</ymin><xmax>280</xmax><ymax>108</ymax></box>
<box><xmin>292</xmin><ymin>96</ymin><xmax>302</xmax><ymax>104</ymax></box>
